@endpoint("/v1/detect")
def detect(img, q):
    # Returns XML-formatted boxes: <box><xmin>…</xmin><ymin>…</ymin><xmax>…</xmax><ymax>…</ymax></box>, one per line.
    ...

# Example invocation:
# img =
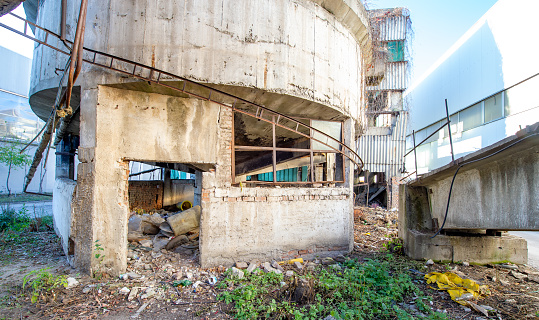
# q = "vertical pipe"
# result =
<box><xmin>412</xmin><ymin>130</ymin><xmax>418</xmax><ymax>177</ymax></box>
<box><xmin>231</xmin><ymin>109</ymin><xmax>236</xmax><ymax>184</ymax></box>
<box><xmin>272</xmin><ymin>115</ymin><xmax>277</xmax><ymax>183</ymax></box>
<box><xmin>309</xmin><ymin>120</ymin><xmax>314</xmax><ymax>183</ymax></box>
<box><xmin>60</xmin><ymin>0</ymin><xmax>67</xmax><ymax>40</ymax></box>
<box><xmin>445</xmin><ymin>99</ymin><xmax>455</xmax><ymax>162</ymax></box>
<box><xmin>64</xmin><ymin>0</ymin><xmax>88</xmax><ymax>111</ymax></box>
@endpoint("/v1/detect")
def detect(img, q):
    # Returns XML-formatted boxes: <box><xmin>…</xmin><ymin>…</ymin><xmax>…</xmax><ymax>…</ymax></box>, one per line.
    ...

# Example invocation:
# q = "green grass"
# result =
<box><xmin>0</xmin><ymin>193</ymin><xmax>52</xmax><ymax>204</ymax></box>
<box><xmin>217</xmin><ymin>254</ymin><xmax>449</xmax><ymax>320</ymax></box>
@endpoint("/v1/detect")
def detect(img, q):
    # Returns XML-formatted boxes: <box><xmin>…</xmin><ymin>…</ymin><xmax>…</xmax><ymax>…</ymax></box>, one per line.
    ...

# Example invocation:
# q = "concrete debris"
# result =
<box><xmin>152</xmin><ymin>237</ymin><xmax>170</xmax><ymax>252</ymax></box>
<box><xmin>235</xmin><ymin>261</ymin><xmax>248</xmax><ymax>269</ymax></box>
<box><xmin>294</xmin><ymin>261</ymin><xmax>303</xmax><ymax>269</ymax></box>
<box><xmin>498</xmin><ymin>263</ymin><xmax>518</xmax><ymax>270</ymax></box>
<box><xmin>528</xmin><ymin>274</ymin><xmax>539</xmax><ymax>284</ymax></box>
<box><xmin>119</xmin><ymin>287</ymin><xmax>131</xmax><ymax>295</ymax></box>
<box><xmin>285</xmin><ymin>270</ymin><xmax>294</xmax><ymax>277</ymax></box>
<box><xmin>426</xmin><ymin>259</ymin><xmax>434</xmax><ymax>266</ymax></box>
<box><xmin>462</xmin><ymin>262</ymin><xmax>470</xmax><ymax>266</ymax></box>
<box><xmin>166</xmin><ymin>205</ymin><xmax>201</xmax><ymax>236</ymax></box>
<box><xmin>139</xmin><ymin>239</ymin><xmax>153</xmax><ymax>248</ymax></box>
<box><xmin>229</xmin><ymin>267</ymin><xmax>244</xmax><ymax>279</ymax></box>
<box><xmin>127</xmin><ymin>272</ymin><xmax>141</xmax><ymax>279</ymax></box>
<box><xmin>271</xmin><ymin>261</ymin><xmax>284</xmax><ymax>271</ymax></box>
<box><xmin>246</xmin><ymin>261</ymin><xmax>259</xmax><ymax>273</ymax></box>
<box><xmin>510</xmin><ymin>270</ymin><xmax>527</xmax><ymax>280</ymax></box>
<box><xmin>66</xmin><ymin>277</ymin><xmax>79</xmax><ymax>288</ymax></box>
<box><xmin>127</xmin><ymin>287</ymin><xmax>139</xmax><ymax>301</ymax></box>
<box><xmin>263</xmin><ymin>262</ymin><xmax>282</xmax><ymax>274</ymax></box>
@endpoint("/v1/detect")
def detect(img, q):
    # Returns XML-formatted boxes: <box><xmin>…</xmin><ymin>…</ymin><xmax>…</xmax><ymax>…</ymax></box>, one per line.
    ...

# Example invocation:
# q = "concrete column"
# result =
<box><xmin>71</xmin><ymin>86</ymin><xmax>129</xmax><ymax>276</ymax></box>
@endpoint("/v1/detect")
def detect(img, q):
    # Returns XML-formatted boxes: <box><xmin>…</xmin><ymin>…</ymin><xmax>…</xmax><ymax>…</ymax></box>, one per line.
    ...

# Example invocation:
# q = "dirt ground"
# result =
<box><xmin>0</xmin><ymin>207</ymin><xmax>538</xmax><ymax>319</ymax></box>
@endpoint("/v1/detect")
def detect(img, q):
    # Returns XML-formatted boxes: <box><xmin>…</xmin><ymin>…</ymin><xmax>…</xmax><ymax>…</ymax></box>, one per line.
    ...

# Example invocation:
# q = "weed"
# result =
<box><xmin>22</xmin><ymin>268</ymin><xmax>67</xmax><ymax>303</ymax></box>
<box><xmin>0</xmin><ymin>206</ymin><xmax>31</xmax><ymax>232</ymax></box>
<box><xmin>93</xmin><ymin>240</ymin><xmax>106</xmax><ymax>279</ymax></box>
<box><xmin>218</xmin><ymin>256</ymin><xmax>449</xmax><ymax>319</ymax></box>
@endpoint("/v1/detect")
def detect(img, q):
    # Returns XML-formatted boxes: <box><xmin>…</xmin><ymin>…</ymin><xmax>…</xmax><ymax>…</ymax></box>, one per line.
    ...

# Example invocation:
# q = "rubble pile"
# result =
<box><xmin>353</xmin><ymin>206</ymin><xmax>399</xmax><ymax>252</ymax></box>
<box><xmin>127</xmin><ymin>205</ymin><xmax>201</xmax><ymax>256</ymax></box>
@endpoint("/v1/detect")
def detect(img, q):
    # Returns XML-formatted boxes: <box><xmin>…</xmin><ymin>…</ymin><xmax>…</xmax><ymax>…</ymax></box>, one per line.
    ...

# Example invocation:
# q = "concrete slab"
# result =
<box><xmin>404</xmin><ymin>230</ymin><xmax>528</xmax><ymax>265</ymax></box>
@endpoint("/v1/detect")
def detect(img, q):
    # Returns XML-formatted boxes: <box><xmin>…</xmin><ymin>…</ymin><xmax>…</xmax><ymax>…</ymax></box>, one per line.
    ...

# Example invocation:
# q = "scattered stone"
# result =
<box><xmin>172</xmin><ymin>271</ymin><xmax>183</xmax><ymax>280</ymax></box>
<box><xmin>263</xmin><ymin>262</ymin><xmax>282</xmax><ymax>274</ymax></box>
<box><xmin>321</xmin><ymin>257</ymin><xmax>336</xmax><ymax>265</ymax></box>
<box><xmin>140</xmin><ymin>287</ymin><xmax>155</xmax><ymax>299</ymax></box>
<box><xmin>152</xmin><ymin>238</ymin><xmax>170</xmax><ymax>252</ymax></box>
<box><xmin>498</xmin><ymin>263</ymin><xmax>518</xmax><ymax>270</ymax></box>
<box><xmin>139</xmin><ymin>240</ymin><xmax>153</xmax><ymax>248</ymax></box>
<box><xmin>159</xmin><ymin>222</ymin><xmax>174</xmax><ymax>233</ymax></box>
<box><xmin>66</xmin><ymin>277</ymin><xmax>79</xmax><ymax>288</ymax></box>
<box><xmin>271</xmin><ymin>261</ymin><xmax>284</xmax><ymax>271</ymax></box>
<box><xmin>119</xmin><ymin>274</ymin><xmax>129</xmax><ymax>280</ymax></box>
<box><xmin>285</xmin><ymin>271</ymin><xmax>294</xmax><ymax>277</ymax></box>
<box><xmin>151</xmin><ymin>252</ymin><xmax>162</xmax><ymax>259</ymax></box>
<box><xmin>510</xmin><ymin>270</ymin><xmax>527</xmax><ymax>280</ymax></box>
<box><xmin>166</xmin><ymin>235</ymin><xmax>189</xmax><ymax>251</ymax></box>
<box><xmin>127</xmin><ymin>272</ymin><xmax>141</xmax><ymax>279</ymax></box>
<box><xmin>462</xmin><ymin>261</ymin><xmax>470</xmax><ymax>267</ymax></box>
<box><xmin>425</xmin><ymin>259</ymin><xmax>434</xmax><ymax>266</ymax></box>
<box><xmin>334</xmin><ymin>255</ymin><xmax>346</xmax><ymax>263</ymax></box>
<box><xmin>235</xmin><ymin>261</ymin><xmax>248</xmax><ymax>269</ymax></box>
<box><xmin>119</xmin><ymin>287</ymin><xmax>130</xmax><ymax>295</ymax></box>
<box><xmin>229</xmin><ymin>267</ymin><xmax>244</xmax><ymax>279</ymax></box>
<box><xmin>246</xmin><ymin>261</ymin><xmax>259</xmax><ymax>273</ymax></box>
<box><xmin>127</xmin><ymin>287</ymin><xmax>139</xmax><ymax>301</ymax></box>
<box><xmin>294</xmin><ymin>261</ymin><xmax>303</xmax><ymax>269</ymax></box>
<box><xmin>528</xmin><ymin>273</ymin><xmax>539</xmax><ymax>284</ymax></box>
<box><xmin>82</xmin><ymin>286</ymin><xmax>92</xmax><ymax>294</ymax></box>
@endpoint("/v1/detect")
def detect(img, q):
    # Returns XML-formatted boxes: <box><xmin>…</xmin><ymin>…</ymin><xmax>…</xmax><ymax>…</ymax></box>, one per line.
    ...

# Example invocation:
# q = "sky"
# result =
<box><xmin>0</xmin><ymin>5</ymin><xmax>34</xmax><ymax>59</ymax></box>
<box><xmin>1</xmin><ymin>1</ymin><xmax>499</xmax><ymax>83</ymax></box>
<box><xmin>367</xmin><ymin>0</ymin><xmax>498</xmax><ymax>85</ymax></box>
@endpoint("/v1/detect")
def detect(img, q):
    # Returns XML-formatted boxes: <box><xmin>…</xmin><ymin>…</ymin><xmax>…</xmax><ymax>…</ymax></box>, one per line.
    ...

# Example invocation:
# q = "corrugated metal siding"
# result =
<box><xmin>378</xmin><ymin>15</ymin><xmax>408</xmax><ymax>41</ymax></box>
<box><xmin>367</xmin><ymin>61</ymin><xmax>408</xmax><ymax>91</ymax></box>
<box><xmin>356</xmin><ymin>112</ymin><xmax>408</xmax><ymax>180</ymax></box>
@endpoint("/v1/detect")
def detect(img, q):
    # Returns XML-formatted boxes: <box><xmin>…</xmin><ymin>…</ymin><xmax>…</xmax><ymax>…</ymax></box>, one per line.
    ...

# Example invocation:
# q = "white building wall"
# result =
<box><xmin>405</xmin><ymin>0</ymin><xmax>539</xmax><ymax>173</ymax></box>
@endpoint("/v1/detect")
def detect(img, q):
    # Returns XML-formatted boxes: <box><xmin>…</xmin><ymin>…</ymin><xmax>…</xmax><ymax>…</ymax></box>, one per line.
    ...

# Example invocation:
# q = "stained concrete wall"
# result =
<box><xmin>52</xmin><ymin>178</ymin><xmax>77</xmax><ymax>257</ymax></box>
<box><xmin>200</xmin><ymin>187</ymin><xmax>353</xmax><ymax>266</ymax></box>
<box><xmin>425</xmin><ymin>143</ymin><xmax>539</xmax><ymax>231</ymax></box>
<box><xmin>72</xmin><ymin>86</ymin><xmax>220</xmax><ymax>274</ymax></box>
<box><xmin>29</xmin><ymin>0</ymin><xmax>368</xmax><ymax>121</ymax></box>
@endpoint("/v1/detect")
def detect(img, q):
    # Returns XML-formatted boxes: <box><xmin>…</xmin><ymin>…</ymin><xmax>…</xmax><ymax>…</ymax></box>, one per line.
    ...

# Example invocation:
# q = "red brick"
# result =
<box><xmin>255</xmin><ymin>196</ymin><xmax>267</xmax><ymax>201</ymax></box>
<box><xmin>298</xmin><ymin>250</ymin><xmax>308</xmax><ymax>255</ymax></box>
<box><xmin>242</xmin><ymin>196</ymin><xmax>255</xmax><ymax>201</ymax></box>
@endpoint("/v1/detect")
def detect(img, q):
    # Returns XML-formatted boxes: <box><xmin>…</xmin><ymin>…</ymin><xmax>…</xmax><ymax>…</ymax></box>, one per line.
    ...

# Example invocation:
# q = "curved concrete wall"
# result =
<box><xmin>30</xmin><ymin>0</ymin><xmax>369</xmax><ymax>120</ymax></box>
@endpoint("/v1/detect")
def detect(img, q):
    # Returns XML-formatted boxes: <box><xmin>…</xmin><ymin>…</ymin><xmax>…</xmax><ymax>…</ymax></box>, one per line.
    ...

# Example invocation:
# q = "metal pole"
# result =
<box><xmin>445</xmin><ymin>99</ymin><xmax>455</xmax><ymax>162</ymax></box>
<box><xmin>412</xmin><ymin>130</ymin><xmax>418</xmax><ymax>178</ymax></box>
<box><xmin>272</xmin><ymin>115</ymin><xmax>277</xmax><ymax>183</ymax></box>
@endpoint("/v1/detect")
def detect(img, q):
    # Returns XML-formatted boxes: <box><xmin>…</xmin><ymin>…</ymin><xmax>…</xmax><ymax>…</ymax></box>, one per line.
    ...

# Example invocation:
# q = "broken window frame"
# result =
<box><xmin>231</xmin><ymin>110</ymin><xmax>346</xmax><ymax>186</ymax></box>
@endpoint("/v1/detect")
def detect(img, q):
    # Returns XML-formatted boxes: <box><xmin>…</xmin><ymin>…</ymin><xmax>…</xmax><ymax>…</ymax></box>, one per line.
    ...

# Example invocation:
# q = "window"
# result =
<box><xmin>460</xmin><ymin>102</ymin><xmax>482</xmax><ymax>131</ymax></box>
<box><xmin>484</xmin><ymin>92</ymin><xmax>503</xmax><ymax>123</ymax></box>
<box><xmin>386</xmin><ymin>41</ymin><xmax>404</xmax><ymax>62</ymax></box>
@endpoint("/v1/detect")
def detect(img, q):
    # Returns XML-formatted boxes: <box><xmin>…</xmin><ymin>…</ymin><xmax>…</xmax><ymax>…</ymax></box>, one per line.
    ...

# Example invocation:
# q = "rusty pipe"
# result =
<box><xmin>64</xmin><ymin>0</ymin><xmax>88</xmax><ymax>113</ymax></box>
<box><xmin>60</xmin><ymin>0</ymin><xmax>67</xmax><ymax>40</ymax></box>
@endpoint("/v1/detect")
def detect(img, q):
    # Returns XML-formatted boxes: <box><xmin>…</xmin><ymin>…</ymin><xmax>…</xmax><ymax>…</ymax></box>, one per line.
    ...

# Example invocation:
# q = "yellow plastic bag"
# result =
<box><xmin>425</xmin><ymin>272</ymin><xmax>490</xmax><ymax>305</ymax></box>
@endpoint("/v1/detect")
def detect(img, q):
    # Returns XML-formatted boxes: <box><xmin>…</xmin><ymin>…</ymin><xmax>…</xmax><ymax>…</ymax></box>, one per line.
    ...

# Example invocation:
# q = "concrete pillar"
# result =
<box><xmin>71</xmin><ymin>87</ymin><xmax>129</xmax><ymax>276</ymax></box>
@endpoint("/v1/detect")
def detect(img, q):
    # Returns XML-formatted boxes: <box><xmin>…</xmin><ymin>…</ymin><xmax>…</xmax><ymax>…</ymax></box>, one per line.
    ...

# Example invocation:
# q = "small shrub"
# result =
<box><xmin>22</xmin><ymin>268</ymin><xmax>67</xmax><ymax>303</ymax></box>
<box><xmin>0</xmin><ymin>206</ymin><xmax>31</xmax><ymax>232</ymax></box>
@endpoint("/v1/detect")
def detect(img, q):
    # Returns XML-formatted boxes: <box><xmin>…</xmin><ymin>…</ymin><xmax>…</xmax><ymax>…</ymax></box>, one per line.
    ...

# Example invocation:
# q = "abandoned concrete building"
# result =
<box><xmin>400</xmin><ymin>0</ymin><xmax>539</xmax><ymax>264</ymax></box>
<box><xmin>355</xmin><ymin>8</ymin><xmax>410</xmax><ymax>210</ymax></box>
<box><xmin>12</xmin><ymin>0</ymin><xmax>375</xmax><ymax>275</ymax></box>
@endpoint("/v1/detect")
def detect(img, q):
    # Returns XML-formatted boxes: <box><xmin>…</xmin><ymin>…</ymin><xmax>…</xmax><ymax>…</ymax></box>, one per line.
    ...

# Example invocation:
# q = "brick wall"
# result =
<box><xmin>128</xmin><ymin>181</ymin><xmax>164</xmax><ymax>211</ymax></box>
